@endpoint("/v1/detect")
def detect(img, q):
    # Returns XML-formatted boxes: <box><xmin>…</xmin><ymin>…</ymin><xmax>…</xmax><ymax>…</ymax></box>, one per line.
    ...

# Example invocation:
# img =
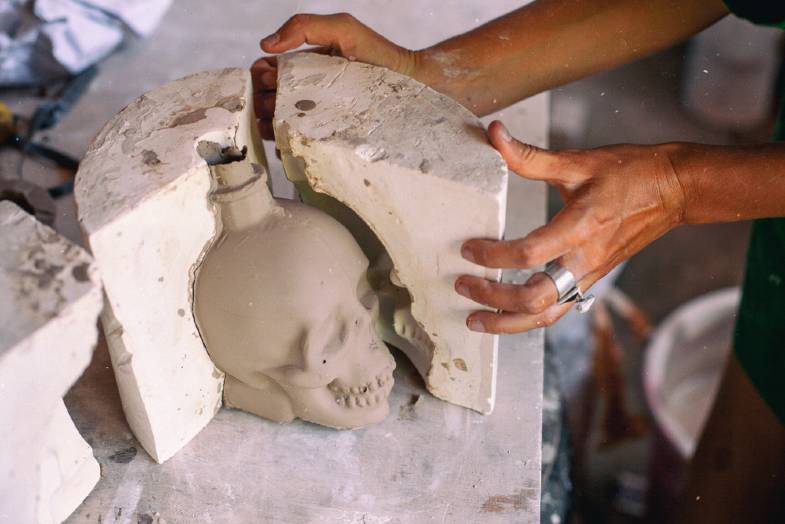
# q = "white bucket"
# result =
<box><xmin>643</xmin><ymin>287</ymin><xmax>740</xmax><ymax>519</ymax></box>
<box><xmin>644</xmin><ymin>287</ymin><xmax>740</xmax><ymax>458</ymax></box>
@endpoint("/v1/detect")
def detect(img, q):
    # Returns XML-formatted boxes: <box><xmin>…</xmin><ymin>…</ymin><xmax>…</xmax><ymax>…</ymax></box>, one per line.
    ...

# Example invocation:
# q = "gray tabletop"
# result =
<box><xmin>66</xmin><ymin>324</ymin><xmax>543</xmax><ymax>523</ymax></box>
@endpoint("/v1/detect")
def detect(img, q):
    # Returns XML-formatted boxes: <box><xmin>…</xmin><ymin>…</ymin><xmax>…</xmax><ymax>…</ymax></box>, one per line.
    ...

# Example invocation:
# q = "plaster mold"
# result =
<box><xmin>0</xmin><ymin>201</ymin><xmax>102</xmax><ymax>523</ymax></box>
<box><xmin>75</xmin><ymin>68</ymin><xmax>266</xmax><ymax>463</ymax></box>
<box><xmin>274</xmin><ymin>53</ymin><xmax>508</xmax><ymax>413</ymax></box>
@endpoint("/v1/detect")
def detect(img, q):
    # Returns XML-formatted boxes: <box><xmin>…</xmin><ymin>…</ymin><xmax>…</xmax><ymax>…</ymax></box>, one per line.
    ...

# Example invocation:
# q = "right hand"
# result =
<box><xmin>253</xmin><ymin>13</ymin><xmax>418</xmax><ymax>139</ymax></box>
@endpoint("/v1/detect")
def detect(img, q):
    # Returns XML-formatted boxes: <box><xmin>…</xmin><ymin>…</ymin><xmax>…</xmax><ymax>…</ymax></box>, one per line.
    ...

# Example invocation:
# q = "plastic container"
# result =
<box><xmin>643</xmin><ymin>287</ymin><xmax>740</xmax><ymax>519</ymax></box>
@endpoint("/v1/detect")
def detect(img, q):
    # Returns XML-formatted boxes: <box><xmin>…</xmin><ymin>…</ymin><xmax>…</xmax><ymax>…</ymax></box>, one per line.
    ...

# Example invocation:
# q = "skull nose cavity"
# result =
<box><xmin>329</xmin><ymin>371</ymin><xmax>394</xmax><ymax>408</ymax></box>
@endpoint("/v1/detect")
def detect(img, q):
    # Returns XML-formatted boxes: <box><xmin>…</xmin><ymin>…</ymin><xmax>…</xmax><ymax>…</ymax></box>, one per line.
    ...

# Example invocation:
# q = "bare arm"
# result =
<box><xmin>255</xmin><ymin>0</ymin><xmax>728</xmax><ymax>123</ymax></box>
<box><xmin>417</xmin><ymin>0</ymin><xmax>729</xmax><ymax>114</ymax></box>
<box><xmin>669</xmin><ymin>142</ymin><xmax>785</xmax><ymax>224</ymax></box>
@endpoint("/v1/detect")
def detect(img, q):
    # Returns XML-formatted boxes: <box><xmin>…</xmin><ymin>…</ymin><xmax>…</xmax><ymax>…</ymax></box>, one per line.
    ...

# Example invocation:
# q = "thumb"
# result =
<box><xmin>260</xmin><ymin>13</ymin><xmax>410</xmax><ymax>76</ymax></box>
<box><xmin>488</xmin><ymin>121</ymin><xmax>581</xmax><ymax>185</ymax></box>
<box><xmin>261</xmin><ymin>13</ymin><xmax>349</xmax><ymax>54</ymax></box>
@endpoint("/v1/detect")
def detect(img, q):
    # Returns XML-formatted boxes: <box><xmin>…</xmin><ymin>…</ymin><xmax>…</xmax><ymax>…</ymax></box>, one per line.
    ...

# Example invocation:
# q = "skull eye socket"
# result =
<box><xmin>319</xmin><ymin>319</ymin><xmax>349</xmax><ymax>365</ymax></box>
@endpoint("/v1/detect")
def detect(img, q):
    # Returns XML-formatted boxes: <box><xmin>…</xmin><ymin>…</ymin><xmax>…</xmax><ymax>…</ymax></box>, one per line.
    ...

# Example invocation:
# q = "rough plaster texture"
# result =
<box><xmin>0</xmin><ymin>201</ymin><xmax>102</xmax><ymax>524</ymax></box>
<box><xmin>274</xmin><ymin>53</ymin><xmax>508</xmax><ymax>413</ymax></box>
<box><xmin>75</xmin><ymin>68</ymin><xmax>266</xmax><ymax>463</ymax></box>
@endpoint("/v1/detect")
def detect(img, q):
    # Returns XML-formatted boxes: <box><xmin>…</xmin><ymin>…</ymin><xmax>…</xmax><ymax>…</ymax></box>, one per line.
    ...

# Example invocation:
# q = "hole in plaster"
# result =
<box><xmin>196</xmin><ymin>141</ymin><xmax>247</xmax><ymax>166</ymax></box>
<box><xmin>294</xmin><ymin>99</ymin><xmax>316</xmax><ymax>111</ymax></box>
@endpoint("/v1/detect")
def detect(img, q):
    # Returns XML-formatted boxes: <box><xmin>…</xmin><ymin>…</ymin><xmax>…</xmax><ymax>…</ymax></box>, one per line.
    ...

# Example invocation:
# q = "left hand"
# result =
<box><xmin>455</xmin><ymin>121</ymin><xmax>687</xmax><ymax>334</ymax></box>
<box><xmin>252</xmin><ymin>13</ymin><xmax>418</xmax><ymax>140</ymax></box>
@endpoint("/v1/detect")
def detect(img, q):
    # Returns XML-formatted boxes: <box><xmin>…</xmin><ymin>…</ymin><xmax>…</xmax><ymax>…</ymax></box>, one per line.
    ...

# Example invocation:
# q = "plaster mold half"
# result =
<box><xmin>274</xmin><ymin>53</ymin><xmax>508</xmax><ymax>413</ymax></box>
<box><xmin>75</xmin><ymin>68</ymin><xmax>266</xmax><ymax>463</ymax></box>
<box><xmin>0</xmin><ymin>201</ymin><xmax>102</xmax><ymax>524</ymax></box>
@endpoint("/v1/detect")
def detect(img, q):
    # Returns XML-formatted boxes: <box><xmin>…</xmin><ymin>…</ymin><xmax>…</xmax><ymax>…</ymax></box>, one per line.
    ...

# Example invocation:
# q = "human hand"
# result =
<box><xmin>252</xmin><ymin>13</ymin><xmax>417</xmax><ymax>139</ymax></box>
<box><xmin>455</xmin><ymin>121</ymin><xmax>687</xmax><ymax>334</ymax></box>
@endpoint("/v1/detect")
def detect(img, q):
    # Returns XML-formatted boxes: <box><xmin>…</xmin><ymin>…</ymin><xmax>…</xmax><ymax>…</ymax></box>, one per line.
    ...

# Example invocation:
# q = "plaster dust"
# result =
<box><xmin>427</xmin><ymin>49</ymin><xmax>480</xmax><ymax>80</ymax></box>
<box><xmin>274</xmin><ymin>52</ymin><xmax>508</xmax><ymax>414</ymax></box>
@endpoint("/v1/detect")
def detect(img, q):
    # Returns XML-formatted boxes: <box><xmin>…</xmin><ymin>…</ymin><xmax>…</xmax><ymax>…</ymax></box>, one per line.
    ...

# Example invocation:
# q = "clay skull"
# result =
<box><xmin>193</xmin><ymin>159</ymin><xmax>395</xmax><ymax>429</ymax></box>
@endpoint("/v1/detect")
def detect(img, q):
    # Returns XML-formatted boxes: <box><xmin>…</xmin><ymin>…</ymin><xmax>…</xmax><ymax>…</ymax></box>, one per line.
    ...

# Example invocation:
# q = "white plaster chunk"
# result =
<box><xmin>0</xmin><ymin>201</ymin><xmax>102</xmax><ymax>524</ymax></box>
<box><xmin>274</xmin><ymin>53</ymin><xmax>508</xmax><ymax>413</ymax></box>
<box><xmin>40</xmin><ymin>402</ymin><xmax>101</xmax><ymax>524</ymax></box>
<box><xmin>75</xmin><ymin>68</ymin><xmax>266</xmax><ymax>463</ymax></box>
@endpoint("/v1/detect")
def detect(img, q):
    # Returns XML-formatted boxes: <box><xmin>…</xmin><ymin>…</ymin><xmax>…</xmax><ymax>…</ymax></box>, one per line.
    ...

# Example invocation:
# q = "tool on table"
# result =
<box><xmin>0</xmin><ymin>66</ymin><xmax>97</xmax><ymax>219</ymax></box>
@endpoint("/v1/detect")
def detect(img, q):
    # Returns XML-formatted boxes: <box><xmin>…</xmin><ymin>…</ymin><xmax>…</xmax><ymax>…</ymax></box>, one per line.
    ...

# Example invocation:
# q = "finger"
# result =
<box><xmin>251</xmin><ymin>56</ymin><xmax>277</xmax><ymax>90</ymax></box>
<box><xmin>466</xmin><ymin>302</ymin><xmax>573</xmax><ymax>334</ymax></box>
<box><xmin>470</xmin><ymin>203</ymin><xmax>590</xmax><ymax>267</ymax></box>
<box><xmin>462</xmin><ymin>247</ymin><xmax>607</xmax><ymax>333</ymax></box>
<box><xmin>251</xmin><ymin>55</ymin><xmax>278</xmax><ymax>72</ymax></box>
<box><xmin>256</xmin><ymin>118</ymin><xmax>274</xmax><ymax>141</ymax></box>
<box><xmin>460</xmin><ymin>237</ymin><xmax>553</xmax><ymax>269</ymax></box>
<box><xmin>254</xmin><ymin>91</ymin><xmax>276</xmax><ymax>119</ymax></box>
<box><xmin>488</xmin><ymin>120</ymin><xmax>586</xmax><ymax>185</ymax></box>
<box><xmin>462</xmin><ymin>204</ymin><xmax>588</xmax><ymax>269</ymax></box>
<box><xmin>255</xmin><ymin>71</ymin><xmax>277</xmax><ymax>91</ymax></box>
<box><xmin>261</xmin><ymin>13</ymin><xmax>355</xmax><ymax>54</ymax></box>
<box><xmin>455</xmin><ymin>272</ymin><xmax>557</xmax><ymax>315</ymax></box>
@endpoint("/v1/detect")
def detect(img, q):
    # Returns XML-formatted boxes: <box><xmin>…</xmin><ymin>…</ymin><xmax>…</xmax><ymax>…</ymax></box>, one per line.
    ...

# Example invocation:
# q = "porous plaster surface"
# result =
<box><xmin>0</xmin><ymin>201</ymin><xmax>102</xmax><ymax>524</ymax></box>
<box><xmin>75</xmin><ymin>68</ymin><xmax>266</xmax><ymax>463</ymax></box>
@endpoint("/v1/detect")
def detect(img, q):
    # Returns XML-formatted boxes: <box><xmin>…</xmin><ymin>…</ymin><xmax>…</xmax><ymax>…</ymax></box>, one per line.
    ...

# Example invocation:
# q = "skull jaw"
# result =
<box><xmin>224</xmin><ymin>374</ymin><xmax>296</xmax><ymax>423</ymax></box>
<box><xmin>223</xmin><ymin>365</ymin><xmax>396</xmax><ymax>430</ymax></box>
<box><xmin>286</xmin><ymin>378</ymin><xmax>394</xmax><ymax>430</ymax></box>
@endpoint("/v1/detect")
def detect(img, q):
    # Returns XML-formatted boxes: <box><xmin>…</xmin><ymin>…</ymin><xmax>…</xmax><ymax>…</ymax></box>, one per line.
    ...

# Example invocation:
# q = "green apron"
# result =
<box><xmin>723</xmin><ymin>1</ymin><xmax>785</xmax><ymax>425</ymax></box>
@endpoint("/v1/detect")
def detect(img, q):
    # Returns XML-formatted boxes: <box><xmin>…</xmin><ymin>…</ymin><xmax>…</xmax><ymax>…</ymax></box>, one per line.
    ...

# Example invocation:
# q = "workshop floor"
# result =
<box><xmin>549</xmin><ymin>37</ymin><xmax>779</xmax><ymax>523</ymax></box>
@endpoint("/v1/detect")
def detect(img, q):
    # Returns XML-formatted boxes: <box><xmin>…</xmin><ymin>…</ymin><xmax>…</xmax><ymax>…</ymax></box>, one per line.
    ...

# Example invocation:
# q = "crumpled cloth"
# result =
<box><xmin>0</xmin><ymin>0</ymin><xmax>172</xmax><ymax>86</ymax></box>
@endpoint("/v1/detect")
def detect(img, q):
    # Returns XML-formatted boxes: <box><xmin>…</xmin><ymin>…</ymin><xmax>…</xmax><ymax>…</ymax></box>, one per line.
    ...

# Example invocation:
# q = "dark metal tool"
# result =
<box><xmin>0</xmin><ymin>66</ymin><xmax>97</xmax><ymax>215</ymax></box>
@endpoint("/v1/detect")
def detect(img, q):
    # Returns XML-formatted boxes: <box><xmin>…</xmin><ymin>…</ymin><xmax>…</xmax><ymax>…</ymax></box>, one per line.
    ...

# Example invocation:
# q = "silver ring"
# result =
<box><xmin>543</xmin><ymin>261</ymin><xmax>595</xmax><ymax>313</ymax></box>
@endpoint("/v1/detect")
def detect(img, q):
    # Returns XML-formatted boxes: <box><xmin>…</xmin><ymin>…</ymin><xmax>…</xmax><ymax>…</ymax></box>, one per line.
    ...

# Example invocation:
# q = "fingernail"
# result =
<box><xmin>468</xmin><ymin>319</ymin><xmax>486</xmax><ymax>332</ymax></box>
<box><xmin>461</xmin><ymin>246</ymin><xmax>475</xmax><ymax>263</ymax></box>
<box><xmin>497</xmin><ymin>123</ymin><xmax>512</xmax><ymax>142</ymax></box>
<box><xmin>262</xmin><ymin>33</ymin><xmax>280</xmax><ymax>46</ymax></box>
<box><xmin>456</xmin><ymin>284</ymin><xmax>470</xmax><ymax>297</ymax></box>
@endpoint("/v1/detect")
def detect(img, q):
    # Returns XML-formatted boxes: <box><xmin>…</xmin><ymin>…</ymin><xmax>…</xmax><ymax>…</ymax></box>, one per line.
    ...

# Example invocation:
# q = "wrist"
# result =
<box><xmin>656</xmin><ymin>142</ymin><xmax>692</xmax><ymax>227</ymax></box>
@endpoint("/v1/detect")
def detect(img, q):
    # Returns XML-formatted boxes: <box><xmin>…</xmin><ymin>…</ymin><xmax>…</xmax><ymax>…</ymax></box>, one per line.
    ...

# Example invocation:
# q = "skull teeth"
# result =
<box><xmin>330</xmin><ymin>371</ymin><xmax>394</xmax><ymax>409</ymax></box>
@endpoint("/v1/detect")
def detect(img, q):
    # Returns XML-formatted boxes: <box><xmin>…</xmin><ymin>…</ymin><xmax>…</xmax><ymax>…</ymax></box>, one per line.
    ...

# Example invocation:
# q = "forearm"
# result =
<box><xmin>413</xmin><ymin>0</ymin><xmax>728</xmax><ymax>115</ymax></box>
<box><xmin>666</xmin><ymin>142</ymin><xmax>785</xmax><ymax>224</ymax></box>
